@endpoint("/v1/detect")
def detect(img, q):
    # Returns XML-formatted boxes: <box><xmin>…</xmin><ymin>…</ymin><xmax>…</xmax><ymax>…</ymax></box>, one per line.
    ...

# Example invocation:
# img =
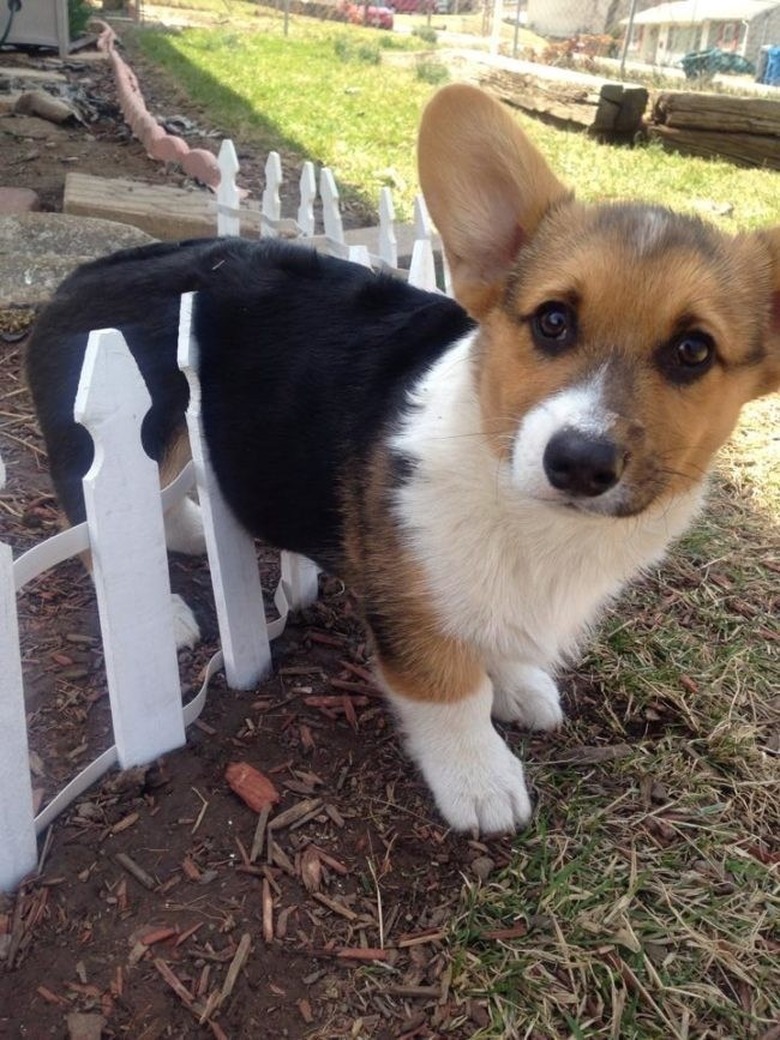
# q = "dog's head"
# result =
<box><xmin>418</xmin><ymin>85</ymin><xmax>780</xmax><ymax>517</ymax></box>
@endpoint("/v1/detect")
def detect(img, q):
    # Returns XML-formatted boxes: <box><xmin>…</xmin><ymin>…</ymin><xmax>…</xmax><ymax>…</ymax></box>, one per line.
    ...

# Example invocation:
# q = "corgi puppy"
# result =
<box><xmin>25</xmin><ymin>85</ymin><xmax>780</xmax><ymax>835</ymax></box>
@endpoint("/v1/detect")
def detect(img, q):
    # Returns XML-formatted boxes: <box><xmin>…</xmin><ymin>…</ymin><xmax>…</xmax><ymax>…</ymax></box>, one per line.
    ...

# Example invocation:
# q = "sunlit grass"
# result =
<box><xmin>137</xmin><ymin>19</ymin><xmax>433</xmax><ymax>217</ymax></box>
<box><xmin>135</xmin><ymin>12</ymin><xmax>780</xmax><ymax>229</ymax></box>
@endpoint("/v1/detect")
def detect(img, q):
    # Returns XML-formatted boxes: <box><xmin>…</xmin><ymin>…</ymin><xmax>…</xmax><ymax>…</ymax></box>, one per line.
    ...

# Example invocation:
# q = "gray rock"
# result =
<box><xmin>0</xmin><ymin>213</ymin><xmax>155</xmax><ymax>306</ymax></box>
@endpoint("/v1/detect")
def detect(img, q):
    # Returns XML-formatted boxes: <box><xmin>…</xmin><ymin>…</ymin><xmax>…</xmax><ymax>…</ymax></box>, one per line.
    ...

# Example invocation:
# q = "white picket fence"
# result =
<box><xmin>0</xmin><ymin>144</ymin><xmax>445</xmax><ymax>891</ymax></box>
<box><xmin>215</xmin><ymin>139</ymin><xmax>442</xmax><ymax>288</ymax></box>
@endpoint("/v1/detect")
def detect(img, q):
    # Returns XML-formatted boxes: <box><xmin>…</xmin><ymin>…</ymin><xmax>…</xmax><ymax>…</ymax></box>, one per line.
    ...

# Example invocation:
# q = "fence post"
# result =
<box><xmin>261</xmin><ymin>151</ymin><xmax>283</xmax><ymax>239</ymax></box>
<box><xmin>349</xmin><ymin>244</ymin><xmax>372</xmax><ymax>268</ymax></box>
<box><xmin>74</xmin><ymin>329</ymin><xmax>186</xmax><ymax>767</ymax></box>
<box><xmin>408</xmin><ymin>194</ymin><xmax>438</xmax><ymax>291</ymax></box>
<box><xmin>177</xmin><ymin>293</ymin><xmax>271</xmax><ymax>689</ymax></box>
<box><xmin>217</xmin><ymin>139</ymin><xmax>241</xmax><ymax>237</ymax></box>
<box><xmin>0</xmin><ymin>453</ymin><xmax>38</xmax><ymax>891</ymax></box>
<box><xmin>320</xmin><ymin>168</ymin><xmax>345</xmax><ymax>251</ymax></box>
<box><xmin>415</xmin><ymin>194</ymin><xmax>451</xmax><ymax>295</ymax></box>
<box><xmin>297</xmin><ymin>161</ymin><xmax>316</xmax><ymax>238</ymax></box>
<box><xmin>413</xmin><ymin>193</ymin><xmax>431</xmax><ymax>242</ymax></box>
<box><xmin>378</xmin><ymin>187</ymin><xmax>398</xmax><ymax>269</ymax></box>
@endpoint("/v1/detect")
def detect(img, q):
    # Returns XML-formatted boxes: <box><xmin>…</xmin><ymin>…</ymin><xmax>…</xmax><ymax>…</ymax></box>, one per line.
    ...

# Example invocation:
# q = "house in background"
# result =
<box><xmin>624</xmin><ymin>0</ymin><xmax>780</xmax><ymax>68</ymax></box>
<box><xmin>526</xmin><ymin>0</ymin><xmax>642</xmax><ymax>37</ymax></box>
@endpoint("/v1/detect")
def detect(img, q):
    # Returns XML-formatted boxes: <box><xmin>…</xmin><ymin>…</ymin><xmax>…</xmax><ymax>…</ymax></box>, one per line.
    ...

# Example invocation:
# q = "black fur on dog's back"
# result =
<box><xmin>26</xmin><ymin>237</ymin><xmax>473</xmax><ymax>572</ymax></box>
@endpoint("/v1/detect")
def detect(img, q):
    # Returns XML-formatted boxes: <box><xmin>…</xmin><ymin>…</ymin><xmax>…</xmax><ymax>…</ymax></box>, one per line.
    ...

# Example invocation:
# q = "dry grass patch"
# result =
<box><xmin>441</xmin><ymin>396</ymin><xmax>778</xmax><ymax>1039</ymax></box>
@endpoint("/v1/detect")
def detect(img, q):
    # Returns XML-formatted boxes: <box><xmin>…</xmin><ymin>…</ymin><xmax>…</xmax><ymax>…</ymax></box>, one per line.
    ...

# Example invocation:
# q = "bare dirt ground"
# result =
<box><xmin>0</xmin><ymin>15</ymin><xmax>373</xmax><ymax>234</ymax></box>
<box><xmin>1</xmin><ymin>35</ymin><xmax>219</xmax><ymax>212</ymax></box>
<box><xmin>0</xmin><ymin>30</ymin><xmax>513</xmax><ymax>1040</ymax></box>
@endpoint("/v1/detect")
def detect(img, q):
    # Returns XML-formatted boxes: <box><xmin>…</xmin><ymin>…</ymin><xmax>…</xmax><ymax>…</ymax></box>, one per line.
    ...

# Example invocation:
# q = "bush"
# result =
<box><xmin>69</xmin><ymin>0</ymin><xmax>96</xmax><ymax>37</ymax></box>
<box><xmin>333</xmin><ymin>36</ymin><xmax>381</xmax><ymax>64</ymax></box>
<box><xmin>357</xmin><ymin>42</ymin><xmax>381</xmax><ymax>64</ymax></box>
<box><xmin>412</xmin><ymin>25</ymin><xmax>437</xmax><ymax>45</ymax></box>
<box><xmin>415</xmin><ymin>57</ymin><xmax>448</xmax><ymax>84</ymax></box>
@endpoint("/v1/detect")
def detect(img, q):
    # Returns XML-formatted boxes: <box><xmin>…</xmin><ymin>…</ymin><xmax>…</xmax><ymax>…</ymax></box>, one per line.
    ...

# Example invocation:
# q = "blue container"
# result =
<box><xmin>764</xmin><ymin>44</ymin><xmax>780</xmax><ymax>85</ymax></box>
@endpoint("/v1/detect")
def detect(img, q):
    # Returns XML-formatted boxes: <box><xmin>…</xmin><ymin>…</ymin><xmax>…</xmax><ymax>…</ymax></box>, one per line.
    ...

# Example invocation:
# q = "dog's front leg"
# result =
<box><xmin>378</xmin><ymin>662</ymin><xmax>533</xmax><ymax>835</ymax></box>
<box><xmin>489</xmin><ymin>660</ymin><xmax>564</xmax><ymax>731</ymax></box>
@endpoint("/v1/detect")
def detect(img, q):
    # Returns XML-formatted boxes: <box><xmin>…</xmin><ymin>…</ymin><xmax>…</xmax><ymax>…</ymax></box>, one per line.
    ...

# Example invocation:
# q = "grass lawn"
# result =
<box><xmin>136</xmin><ymin>5</ymin><xmax>780</xmax><ymax>229</ymax></box>
<box><xmin>132</xmin><ymin>8</ymin><xmax>779</xmax><ymax>1035</ymax></box>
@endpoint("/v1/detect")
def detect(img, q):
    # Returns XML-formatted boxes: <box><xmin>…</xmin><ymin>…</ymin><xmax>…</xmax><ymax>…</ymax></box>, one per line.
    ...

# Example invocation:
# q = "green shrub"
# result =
<box><xmin>333</xmin><ymin>35</ymin><xmax>381</xmax><ymax>64</ymax></box>
<box><xmin>333</xmin><ymin>35</ymin><xmax>351</xmax><ymax>61</ymax></box>
<box><xmin>69</xmin><ymin>0</ymin><xmax>95</xmax><ymax>37</ymax></box>
<box><xmin>412</xmin><ymin>25</ymin><xmax>438</xmax><ymax>45</ymax></box>
<box><xmin>357</xmin><ymin>42</ymin><xmax>381</xmax><ymax>64</ymax></box>
<box><xmin>415</xmin><ymin>58</ymin><xmax>448</xmax><ymax>84</ymax></box>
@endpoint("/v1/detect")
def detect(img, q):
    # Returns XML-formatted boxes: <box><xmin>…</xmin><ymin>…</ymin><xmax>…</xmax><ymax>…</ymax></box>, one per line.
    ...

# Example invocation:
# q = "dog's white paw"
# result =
<box><xmin>491</xmin><ymin>663</ymin><xmax>563</xmax><ymax>730</ymax></box>
<box><xmin>171</xmin><ymin>593</ymin><xmax>201</xmax><ymax>649</ymax></box>
<box><xmin>384</xmin><ymin>679</ymin><xmax>533</xmax><ymax>835</ymax></box>
<box><xmin>424</xmin><ymin>735</ymin><xmax>533</xmax><ymax>834</ymax></box>
<box><xmin>164</xmin><ymin>497</ymin><xmax>207</xmax><ymax>556</ymax></box>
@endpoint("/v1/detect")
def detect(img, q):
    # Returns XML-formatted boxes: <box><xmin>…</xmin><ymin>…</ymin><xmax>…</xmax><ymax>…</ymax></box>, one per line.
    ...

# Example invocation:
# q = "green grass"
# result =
<box><xmin>134</xmin><ymin>11</ymin><xmax>780</xmax><ymax>229</ymax></box>
<box><xmin>130</xmin><ymin>8</ymin><xmax>779</xmax><ymax>1034</ymax></box>
<box><xmin>136</xmin><ymin>11</ymin><xmax>432</xmax><ymax>218</ymax></box>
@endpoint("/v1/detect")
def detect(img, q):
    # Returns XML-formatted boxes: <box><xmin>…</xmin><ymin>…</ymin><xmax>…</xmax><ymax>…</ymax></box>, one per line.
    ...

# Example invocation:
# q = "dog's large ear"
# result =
<box><xmin>418</xmin><ymin>84</ymin><xmax>571</xmax><ymax>317</ymax></box>
<box><xmin>757</xmin><ymin>225</ymin><xmax>780</xmax><ymax>395</ymax></box>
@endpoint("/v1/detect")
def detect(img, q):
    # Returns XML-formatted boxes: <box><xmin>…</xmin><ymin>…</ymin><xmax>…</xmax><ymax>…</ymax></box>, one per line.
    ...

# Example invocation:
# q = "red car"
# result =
<box><xmin>338</xmin><ymin>1</ymin><xmax>394</xmax><ymax>28</ymax></box>
<box><xmin>391</xmin><ymin>0</ymin><xmax>435</xmax><ymax>11</ymax></box>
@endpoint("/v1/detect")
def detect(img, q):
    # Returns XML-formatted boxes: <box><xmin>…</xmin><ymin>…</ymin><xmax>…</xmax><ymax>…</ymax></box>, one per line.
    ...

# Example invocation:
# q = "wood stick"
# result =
<box><xmin>115</xmin><ymin>853</ymin><xmax>156</xmax><ymax>891</ymax></box>
<box><xmin>219</xmin><ymin>932</ymin><xmax>252</xmax><ymax>1005</ymax></box>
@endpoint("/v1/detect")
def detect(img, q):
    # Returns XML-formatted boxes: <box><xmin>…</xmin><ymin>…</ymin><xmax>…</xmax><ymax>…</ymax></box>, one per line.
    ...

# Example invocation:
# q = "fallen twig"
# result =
<box><xmin>219</xmin><ymin>932</ymin><xmax>252</xmax><ymax>1006</ymax></box>
<box><xmin>115</xmin><ymin>853</ymin><xmax>156</xmax><ymax>891</ymax></box>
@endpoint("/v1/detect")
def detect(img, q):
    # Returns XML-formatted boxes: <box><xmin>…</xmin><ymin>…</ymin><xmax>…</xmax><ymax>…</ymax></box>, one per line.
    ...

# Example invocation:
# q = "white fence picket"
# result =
<box><xmin>1</xmin><ymin>144</ymin><xmax>452</xmax><ymax>891</ymax></box>
<box><xmin>297</xmin><ymin>161</ymin><xmax>316</xmax><ymax>239</ymax></box>
<box><xmin>320</xmin><ymin>167</ymin><xmax>347</xmax><ymax>259</ymax></box>
<box><xmin>414</xmin><ymin>194</ymin><xmax>450</xmax><ymax>295</ymax></box>
<box><xmin>75</xmin><ymin>328</ymin><xmax>186</xmax><ymax>767</ymax></box>
<box><xmin>261</xmin><ymin>151</ymin><xmax>283</xmax><ymax>239</ymax></box>
<box><xmin>413</xmin><ymin>192</ymin><xmax>431</xmax><ymax>241</ymax></box>
<box><xmin>216</xmin><ymin>139</ymin><xmax>443</xmax><ymax>290</ymax></box>
<box><xmin>408</xmin><ymin>239</ymin><xmax>437</xmax><ymax>291</ymax></box>
<box><xmin>217</xmin><ymin>139</ymin><xmax>241</xmax><ymax>237</ymax></box>
<box><xmin>177</xmin><ymin>293</ymin><xmax>272</xmax><ymax>690</ymax></box>
<box><xmin>349</xmin><ymin>244</ymin><xmax>372</xmax><ymax>269</ymax></box>
<box><xmin>0</xmin><ymin>455</ymin><xmax>38</xmax><ymax>891</ymax></box>
<box><xmin>408</xmin><ymin>194</ymin><xmax>438</xmax><ymax>291</ymax></box>
<box><xmin>378</xmin><ymin>187</ymin><xmax>398</xmax><ymax>269</ymax></box>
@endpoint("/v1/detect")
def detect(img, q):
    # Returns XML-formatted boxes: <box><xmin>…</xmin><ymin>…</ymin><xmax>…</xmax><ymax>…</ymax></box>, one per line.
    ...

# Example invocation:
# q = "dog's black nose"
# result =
<box><xmin>543</xmin><ymin>429</ymin><xmax>625</xmax><ymax>497</ymax></box>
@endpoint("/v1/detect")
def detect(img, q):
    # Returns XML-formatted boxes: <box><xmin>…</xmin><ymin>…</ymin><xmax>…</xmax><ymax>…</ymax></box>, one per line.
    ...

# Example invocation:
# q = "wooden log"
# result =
<box><xmin>648</xmin><ymin>125</ymin><xmax>780</xmax><ymax>171</ymax></box>
<box><xmin>478</xmin><ymin>67</ymin><xmax>606</xmax><ymax>130</ymax></box>
<box><xmin>64</xmin><ymin>173</ymin><xmax>262</xmax><ymax>240</ymax></box>
<box><xmin>465</xmin><ymin>55</ymin><xmax>647</xmax><ymax>137</ymax></box>
<box><xmin>652</xmin><ymin>91</ymin><xmax>780</xmax><ymax>137</ymax></box>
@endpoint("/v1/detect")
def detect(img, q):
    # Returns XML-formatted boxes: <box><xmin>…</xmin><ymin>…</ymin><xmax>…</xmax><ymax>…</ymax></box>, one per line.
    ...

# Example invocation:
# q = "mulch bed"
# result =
<box><xmin>0</xmin><ymin>231</ymin><xmax>509</xmax><ymax>1040</ymax></box>
<box><xmin>0</xmin><ymin>29</ymin><xmax>520</xmax><ymax>1038</ymax></box>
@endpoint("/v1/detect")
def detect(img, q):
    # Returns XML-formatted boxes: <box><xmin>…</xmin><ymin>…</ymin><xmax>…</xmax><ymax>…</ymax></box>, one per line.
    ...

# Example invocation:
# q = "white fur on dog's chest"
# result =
<box><xmin>391</xmin><ymin>335</ymin><xmax>704</xmax><ymax>670</ymax></box>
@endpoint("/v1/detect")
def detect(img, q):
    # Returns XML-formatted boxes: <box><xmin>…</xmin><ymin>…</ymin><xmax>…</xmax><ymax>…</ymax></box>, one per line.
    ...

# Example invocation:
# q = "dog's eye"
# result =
<box><xmin>675</xmin><ymin>334</ymin><xmax>713</xmax><ymax>368</ymax></box>
<box><xmin>659</xmin><ymin>331</ymin><xmax>716</xmax><ymax>383</ymax></box>
<box><xmin>531</xmin><ymin>301</ymin><xmax>577</xmax><ymax>353</ymax></box>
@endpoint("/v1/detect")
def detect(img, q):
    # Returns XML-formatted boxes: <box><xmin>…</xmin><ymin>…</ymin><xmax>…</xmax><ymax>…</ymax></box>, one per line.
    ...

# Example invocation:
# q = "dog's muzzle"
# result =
<box><xmin>543</xmin><ymin>428</ymin><xmax>626</xmax><ymax>499</ymax></box>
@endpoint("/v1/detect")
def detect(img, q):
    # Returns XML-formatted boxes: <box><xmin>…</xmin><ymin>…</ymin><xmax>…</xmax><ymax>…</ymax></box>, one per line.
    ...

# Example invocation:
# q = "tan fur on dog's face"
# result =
<box><xmin>477</xmin><ymin>202</ymin><xmax>777</xmax><ymax>512</ymax></box>
<box><xmin>418</xmin><ymin>85</ymin><xmax>780</xmax><ymax>516</ymax></box>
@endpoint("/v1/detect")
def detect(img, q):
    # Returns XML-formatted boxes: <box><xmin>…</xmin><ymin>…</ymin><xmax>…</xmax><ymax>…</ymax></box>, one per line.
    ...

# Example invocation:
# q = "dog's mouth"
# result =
<box><xmin>553</xmin><ymin>491</ymin><xmax>651</xmax><ymax>518</ymax></box>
